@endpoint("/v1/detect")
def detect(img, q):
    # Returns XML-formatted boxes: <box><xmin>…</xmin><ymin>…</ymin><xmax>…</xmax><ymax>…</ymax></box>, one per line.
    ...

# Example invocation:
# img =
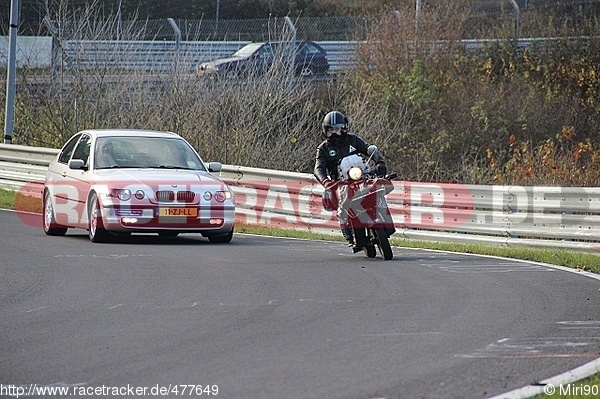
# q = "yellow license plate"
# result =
<box><xmin>158</xmin><ymin>208</ymin><xmax>198</xmax><ymax>217</ymax></box>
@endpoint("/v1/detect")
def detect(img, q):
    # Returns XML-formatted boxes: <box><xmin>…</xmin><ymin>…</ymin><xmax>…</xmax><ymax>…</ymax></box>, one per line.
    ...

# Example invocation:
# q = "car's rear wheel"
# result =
<box><xmin>88</xmin><ymin>193</ymin><xmax>110</xmax><ymax>243</ymax></box>
<box><xmin>207</xmin><ymin>229</ymin><xmax>234</xmax><ymax>243</ymax></box>
<box><xmin>43</xmin><ymin>191</ymin><xmax>67</xmax><ymax>236</ymax></box>
<box><xmin>298</xmin><ymin>65</ymin><xmax>316</xmax><ymax>77</ymax></box>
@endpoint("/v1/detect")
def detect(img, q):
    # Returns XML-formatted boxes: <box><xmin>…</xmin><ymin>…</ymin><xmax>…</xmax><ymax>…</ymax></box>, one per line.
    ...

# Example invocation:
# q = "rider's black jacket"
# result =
<box><xmin>314</xmin><ymin>133</ymin><xmax>384</xmax><ymax>184</ymax></box>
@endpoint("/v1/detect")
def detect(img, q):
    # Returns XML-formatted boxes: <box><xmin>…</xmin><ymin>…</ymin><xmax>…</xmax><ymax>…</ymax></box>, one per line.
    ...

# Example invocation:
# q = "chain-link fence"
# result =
<box><xmin>3</xmin><ymin>0</ymin><xmax>600</xmax><ymax>39</ymax></box>
<box><xmin>0</xmin><ymin>0</ymin><xmax>46</xmax><ymax>36</ymax></box>
<box><xmin>44</xmin><ymin>16</ymin><xmax>370</xmax><ymax>42</ymax></box>
<box><xmin>456</xmin><ymin>0</ymin><xmax>600</xmax><ymax>39</ymax></box>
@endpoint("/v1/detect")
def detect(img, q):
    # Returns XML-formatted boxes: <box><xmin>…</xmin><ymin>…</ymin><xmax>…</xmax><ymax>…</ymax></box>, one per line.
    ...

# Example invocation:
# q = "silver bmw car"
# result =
<box><xmin>43</xmin><ymin>129</ymin><xmax>235</xmax><ymax>243</ymax></box>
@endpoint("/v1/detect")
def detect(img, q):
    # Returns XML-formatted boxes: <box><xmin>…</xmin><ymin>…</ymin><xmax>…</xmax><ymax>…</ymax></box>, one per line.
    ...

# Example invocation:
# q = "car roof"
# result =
<box><xmin>241</xmin><ymin>40</ymin><xmax>319</xmax><ymax>46</ymax></box>
<box><xmin>78</xmin><ymin>129</ymin><xmax>181</xmax><ymax>139</ymax></box>
<box><xmin>239</xmin><ymin>42</ymin><xmax>266</xmax><ymax>48</ymax></box>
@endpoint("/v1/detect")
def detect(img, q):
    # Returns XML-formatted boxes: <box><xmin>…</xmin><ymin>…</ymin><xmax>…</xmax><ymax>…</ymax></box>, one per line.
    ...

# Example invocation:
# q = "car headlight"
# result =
<box><xmin>348</xmin><ymin>166</ymin><xmax>363</xmax><ymax>180</ymax></box>
<box><xmin>202</xmin><ymin>64</ymin><xmax>219</xmax><ymax>72</ymax></box>
<box><xmin>214</xmin><ymin>190</ymin><xmax>232</xmax><ymax>203</ymax></box>
<box><xmin>109</xmin><ymin>188</ymin><xmax>131</xmax><ymax>201</ymax></box>
<box><xmin>204</xmin><ymin>190</ymin><xmax>232</xmax><ymax>202</ymax></box>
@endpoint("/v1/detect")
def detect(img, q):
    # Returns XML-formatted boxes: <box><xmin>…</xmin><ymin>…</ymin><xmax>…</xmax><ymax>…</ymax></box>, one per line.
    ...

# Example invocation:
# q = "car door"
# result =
<box><xmin>65</xmin><ymin>133</ymin><xmax>92</xmax><ymax>226</ymax></box>
<box><xmin>277</xmin><ymin>41</ymin><xmax>296</xmax><ymax>72</ymax></box>
<box><xmin>296</xmin><ymin>42</ymin><xmax>318</xmax><ymax>71</ymax></box>
<box><xmin>295</xmin><ymin>41</ymin><xmax>324</xmax><ymax>73</ymax></box>
<box><xmin>50</xmin><ymin>133</ymin><xmax>91</xmax><ymax>228</ymax></box>
<box><xmin>47</xmin><ymin>133</ymin><xmax>81</xmax><ymax>227</ymax></box>
<box><xmin>255</xmin><ymin>43</ymin><xmax>274</xmax><ymax>74</ymax></box>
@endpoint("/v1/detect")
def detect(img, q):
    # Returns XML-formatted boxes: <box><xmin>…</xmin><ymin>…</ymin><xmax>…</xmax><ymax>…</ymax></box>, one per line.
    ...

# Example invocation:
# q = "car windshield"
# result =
<box><xmin>94</xmin><ymin>136</ymin><xmax>208</xmax><ymax>171</ymax></box>
<box><xmin>232</xmin><ymin>43</ymin><xmax>264</xmax><ymax>57</ymax></box>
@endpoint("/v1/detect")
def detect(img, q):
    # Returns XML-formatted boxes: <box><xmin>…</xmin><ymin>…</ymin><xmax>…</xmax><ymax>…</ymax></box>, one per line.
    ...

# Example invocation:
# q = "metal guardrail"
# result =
<box><xmin>61</xmin><ymin>40</ymin><xmax>357</xmax><ymax>72</ymax></box>
<box><xmin>2</xmin><ymin>142</ymin><xmax>600</xmax><ymax>252</ymax></box>
<box><xmin>62</xmin><ymin>40</ymin><xmax>246</xmax><ymax>72</ymax></box>
<box><xmin>4</xmin><ymin>36</ymin><xmax>594</xmax><ymax>72</ymax></box>
<box><xmin>59</xmin><ymin>37</ymin><xmax>586</xmax><ymax>73</ymax></box>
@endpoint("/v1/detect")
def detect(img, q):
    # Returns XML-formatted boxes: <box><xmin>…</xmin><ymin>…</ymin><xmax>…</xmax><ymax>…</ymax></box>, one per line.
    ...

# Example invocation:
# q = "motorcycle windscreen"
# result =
<box><xmin>337</xmin><ymin>154</ymin><xmax>365</xmax><ymax>181</ymax></box>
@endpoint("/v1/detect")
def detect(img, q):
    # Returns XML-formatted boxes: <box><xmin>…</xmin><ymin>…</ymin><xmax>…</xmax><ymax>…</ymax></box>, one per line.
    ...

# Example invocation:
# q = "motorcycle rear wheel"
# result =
<box><xmin>374</xmin><ymin>228</ymin><xmax>393</xmax><ymax>260</ymax></box>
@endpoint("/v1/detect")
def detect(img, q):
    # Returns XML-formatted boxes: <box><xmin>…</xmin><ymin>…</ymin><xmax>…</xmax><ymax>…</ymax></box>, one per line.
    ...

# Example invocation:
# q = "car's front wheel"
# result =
<box><xmin>88</xmin><ymin>193</ymin><xmax>110</xmax><ymax>243</ymax></box>
<box><xmin>43</xmin><ymin>190</ymin><xmax>67</xmax><ymax>236</ymax></box>
<box><xmin>225</xmin><ymin>70</ymin><xmax>240</xmax><ymax>79</ymax></box>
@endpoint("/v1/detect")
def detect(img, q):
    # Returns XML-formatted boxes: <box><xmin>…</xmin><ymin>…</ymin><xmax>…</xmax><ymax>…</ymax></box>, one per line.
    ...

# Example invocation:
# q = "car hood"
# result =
<box><xmin>202</xmin><ymin>56</ymin><xmax>246</xmax><ymax>67</ymax></box>
<box><xmin>93</xmin><ymin>169</ymin><xmax>227</xmax><ymax>186</ymax></box>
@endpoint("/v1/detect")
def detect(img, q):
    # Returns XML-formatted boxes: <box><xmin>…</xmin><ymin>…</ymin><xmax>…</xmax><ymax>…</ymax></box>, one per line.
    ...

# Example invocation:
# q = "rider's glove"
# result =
<box><xmin>376</xmin><ymin>162</ymin><xmax>387</xmax><ymax>177</ymax></box>
<box><xmin>322</xmin><ymin>179</ymin><xmax>337</xmax><ymax>189</ymax></box>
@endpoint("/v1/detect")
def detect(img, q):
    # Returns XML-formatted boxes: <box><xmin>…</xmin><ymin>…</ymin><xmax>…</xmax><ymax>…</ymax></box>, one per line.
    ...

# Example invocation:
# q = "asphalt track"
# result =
<box><xmin>1</xmin><ymin>209</ymin><xmax>599</xmax><ymax>399</ymax></box>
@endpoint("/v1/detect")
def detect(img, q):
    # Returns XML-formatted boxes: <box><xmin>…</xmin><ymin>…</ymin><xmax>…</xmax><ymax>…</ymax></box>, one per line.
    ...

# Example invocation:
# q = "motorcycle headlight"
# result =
<box><xmin>348</xmin><ymin>166</ymin><xmax>363</xmax><ymax>180</ymax></box>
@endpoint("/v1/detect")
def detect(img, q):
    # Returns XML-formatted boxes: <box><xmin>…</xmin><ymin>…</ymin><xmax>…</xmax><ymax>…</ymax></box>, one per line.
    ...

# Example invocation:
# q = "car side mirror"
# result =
<box><xmin>207</xmin><ymin>162</ymin><xmax>222</xmax><ymax>173</ymax></box>
<box><xmin>68</xmin><ymin>159</ymin><xmax>86</xmax><ymax>170</ymax></box>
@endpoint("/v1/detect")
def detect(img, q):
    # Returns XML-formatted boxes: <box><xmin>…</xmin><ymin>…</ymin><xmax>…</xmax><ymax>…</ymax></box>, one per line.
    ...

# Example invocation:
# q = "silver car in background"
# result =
<box><xmin>43</xmin><ymin>129</ymin><xmax>235</xmax><ymax>243</ymax></box>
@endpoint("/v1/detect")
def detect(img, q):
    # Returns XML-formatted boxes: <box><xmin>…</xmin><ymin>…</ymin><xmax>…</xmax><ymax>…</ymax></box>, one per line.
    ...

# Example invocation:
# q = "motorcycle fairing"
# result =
<box><xmin>337</xmin><ymin>178</ymin><xmax>395</xmax><ymax>229</ymax></box>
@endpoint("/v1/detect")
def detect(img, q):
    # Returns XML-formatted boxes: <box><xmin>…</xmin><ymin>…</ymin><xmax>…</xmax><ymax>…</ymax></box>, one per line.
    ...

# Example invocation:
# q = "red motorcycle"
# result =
<box><xmin>322</xmin><ymin>147</ymin><xmax>396</xmax><ymax>260</ymax></box>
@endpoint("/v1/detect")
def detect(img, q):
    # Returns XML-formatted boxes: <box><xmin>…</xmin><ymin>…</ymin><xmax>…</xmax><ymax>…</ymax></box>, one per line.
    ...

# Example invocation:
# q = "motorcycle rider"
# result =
<box><xmin>314</xmin><ymin>110</ymin><xmax>388</xmax><ymax>248</ymax></box>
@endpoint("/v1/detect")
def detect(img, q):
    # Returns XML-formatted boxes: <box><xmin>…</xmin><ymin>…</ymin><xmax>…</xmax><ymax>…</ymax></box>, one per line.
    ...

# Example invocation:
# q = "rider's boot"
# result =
<box><xmin>352</xmin><ymin>228</ymin><xmax>366</xmax><ymax>253</ymax></box>
<box><xmin>352</xmin><ymin>245</ymin><xmax>363</xmax><ymax>254</ymax></box>
<box><xmin>341</xmin><ymin>227</ymin><xmax>354</xmax><ymax>247</ymax></box>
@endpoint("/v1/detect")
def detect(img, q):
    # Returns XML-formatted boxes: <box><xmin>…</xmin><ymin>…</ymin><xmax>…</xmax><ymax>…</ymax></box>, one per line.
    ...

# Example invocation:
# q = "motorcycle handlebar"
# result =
<box><xmin>325</xmin><ymin>172</ymin><xmax>397</xmax><ymax>186</ymax></box>
<box><xmin>368</xmin><ymin>171</ymin><xmax>397</xmax><ymax>180</ymax></box>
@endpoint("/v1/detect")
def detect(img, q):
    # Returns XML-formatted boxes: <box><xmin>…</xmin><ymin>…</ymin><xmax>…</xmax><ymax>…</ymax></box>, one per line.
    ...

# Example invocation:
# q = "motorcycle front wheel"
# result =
<box><xmin>364</xmin><ymin>243</ymin><xmax>376</xmax><ymax>258</ymax></box>
<box><xmin>373</xmin><ymin>228</ymin><xmax>393</xmax><ymax>260</ymax></box>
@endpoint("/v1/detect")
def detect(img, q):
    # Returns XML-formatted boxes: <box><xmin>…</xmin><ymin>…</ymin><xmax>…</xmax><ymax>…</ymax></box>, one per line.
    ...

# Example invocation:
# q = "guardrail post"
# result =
<box><xmin>42</xmin><ymin>16</ymin><xmax>62</xmax><ymax>92</ymax></box>
<box><xmin>3</xmin><ymin>0</ymin><xmax>20</xmax><ymax>144</ymax></box>
<box><xmin>167</xmin><ymin>18</ymin><xmax>181</xmax><ymax>72</ymax></box>
<box><xmin>509</xmin><ymin>0</ymin><xmax>520</xmax><ymax>43</ymax></box>
<box><xmin>284</xmin><ymin>16</ymin><xmax>296</xmax><ymax>92</ymax></box>
<box><xmin>215</xmin><ymin>0</ymin><xmax>221</xmax><ymax>38</ymax></box>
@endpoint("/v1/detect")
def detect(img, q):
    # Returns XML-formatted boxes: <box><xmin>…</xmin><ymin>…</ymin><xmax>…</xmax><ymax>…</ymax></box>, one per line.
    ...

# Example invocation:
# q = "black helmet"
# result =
<box><xmin>322</xmin><ymin>111</ymin><xmax>348</xmax><ymax>139</ymax></box>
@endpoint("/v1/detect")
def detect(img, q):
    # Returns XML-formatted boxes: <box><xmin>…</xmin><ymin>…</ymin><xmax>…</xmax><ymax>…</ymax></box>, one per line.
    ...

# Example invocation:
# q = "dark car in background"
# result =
<box><xmin>196</xmin><ymin>40</ymin><xmax>330</xmax><ymax>79</ymax></box>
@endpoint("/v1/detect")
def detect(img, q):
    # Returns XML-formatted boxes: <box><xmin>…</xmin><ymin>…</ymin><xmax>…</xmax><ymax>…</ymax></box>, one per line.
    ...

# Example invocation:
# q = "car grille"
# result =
<box><xmin>177</xmin><ymin>191</ymin><xmax>196</xmax><ymax>202</ymax></box>
<box><xmin>155</xmin><ymin>190</ymin><xmax>195</xmax><ymax>203</ymax></box>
